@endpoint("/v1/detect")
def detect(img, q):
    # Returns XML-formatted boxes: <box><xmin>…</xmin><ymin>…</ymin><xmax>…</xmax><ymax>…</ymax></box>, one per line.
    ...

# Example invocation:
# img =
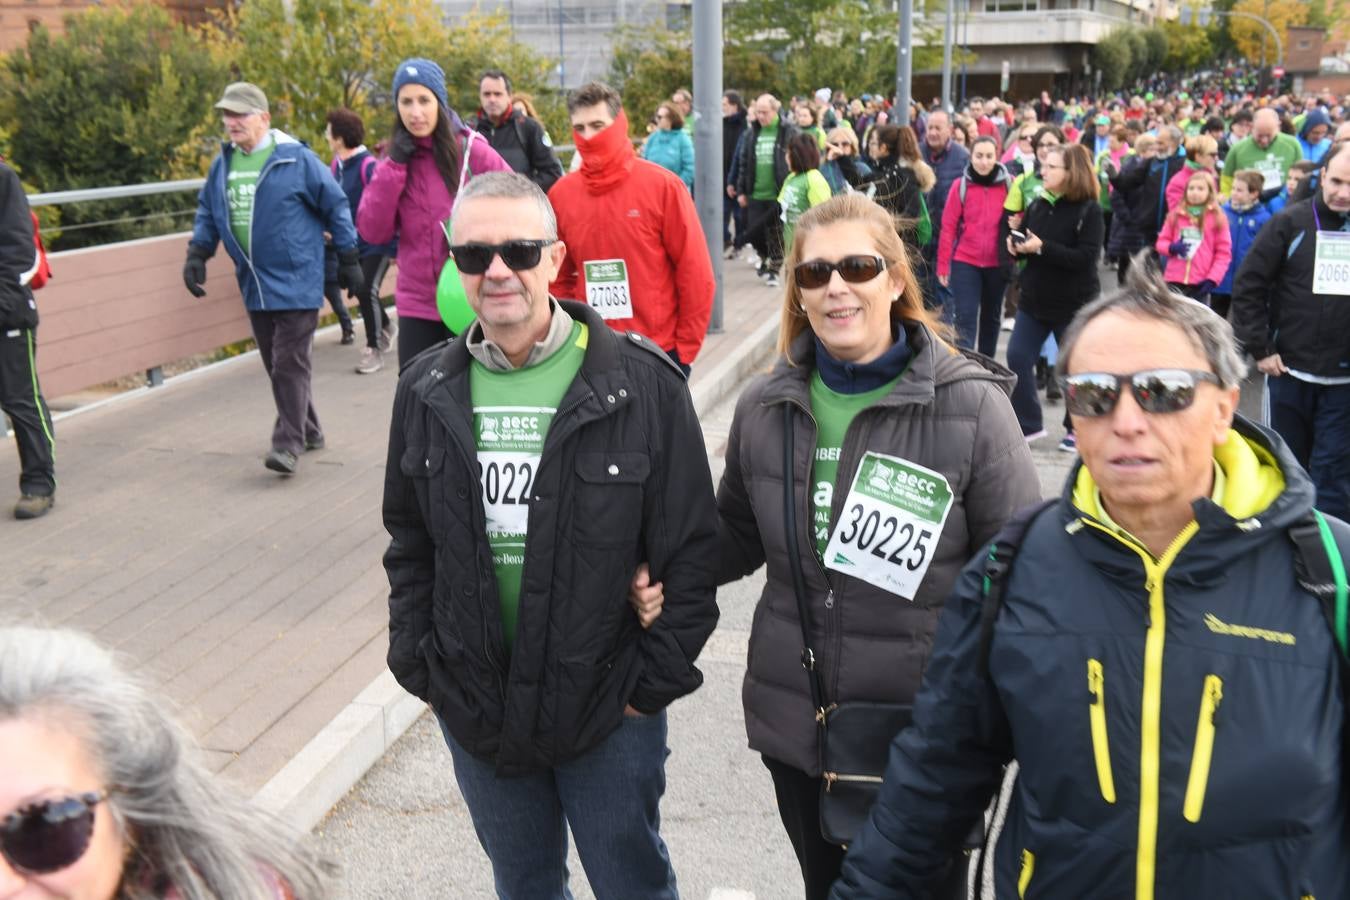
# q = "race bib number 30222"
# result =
<box><xmin>823</xmin><ymin>452</ymin><xmax>954</xmax><ymax>600</ymax></box>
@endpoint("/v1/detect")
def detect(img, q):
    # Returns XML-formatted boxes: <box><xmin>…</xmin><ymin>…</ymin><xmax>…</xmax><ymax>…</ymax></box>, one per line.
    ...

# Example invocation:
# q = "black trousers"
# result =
<box><xmin>321</xmin><ymin>281</ymin><xmax>354</xmax><ymax>333</ymax></box>
<box><xmin>397</xmin><ymin>314</ymin><xmax>454</xmax><ymax>367</ymax></box>
<box><xmin>744</xmin><ymin>198</ymin><xmax>784</xmax><ymax>270</ymax></box>
<box><xmin>248</xmin><ymin>309</ymin><xmax>321</xmax><ymax>456</ymax></box>
<box><xmin>0</xmin><ymin>326</ymin><xmax>54</xmax><ymax>497</ymax></box>
<box><xmin>357</xmin><ymin>254</ymin><xmax>392</xmax><ymax>349</ymax></box>
<box><xmin>762</xmin><ymin>755</ymin><xmax>846</xmax><ymax>900</ymax></box>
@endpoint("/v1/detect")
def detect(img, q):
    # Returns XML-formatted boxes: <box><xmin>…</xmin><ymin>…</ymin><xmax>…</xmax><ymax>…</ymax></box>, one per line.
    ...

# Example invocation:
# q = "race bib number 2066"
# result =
<box><xmin>823</xmin><ymin>452</ymin><xmax>954</xmax><ymax>600</ymax></box>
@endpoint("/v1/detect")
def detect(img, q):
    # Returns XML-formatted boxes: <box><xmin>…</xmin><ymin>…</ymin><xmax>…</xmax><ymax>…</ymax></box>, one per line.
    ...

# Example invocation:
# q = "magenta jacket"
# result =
<box><xmin>1164</xmin><ymin>163</ymin><xmax>1218</xmax><ymax>213</ymax></box>
<box><xmin>1155</xmin><ymin>208</ymin><xmax>1232</xmax><ymax>286</ymax></box>
<box><xmin>356</xmin><ymin>114</ymin><xmax>511</xmax><ymax>322</ymax></box>
<box><xmin>936</xmin><ymin>167</ymin><xmax>1009</xmax><ymax>277</ymax></box>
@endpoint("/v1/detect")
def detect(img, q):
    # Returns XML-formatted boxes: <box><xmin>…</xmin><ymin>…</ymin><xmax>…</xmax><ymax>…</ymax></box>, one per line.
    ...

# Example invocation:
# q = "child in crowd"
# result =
<box><xmin>1211</xmin><ymin>169</ymin><xmax>1272</xmax><ymax>321</ymax></box>
<box><xmin>1267</xmin><ymin>160</ymin><xmax>1317</xmax><ymax>214</ymax></box>
<box><xmin>1155</xmin><ymin>170</ymin><xmax>1232</xmax><ymax>305</ymax></box>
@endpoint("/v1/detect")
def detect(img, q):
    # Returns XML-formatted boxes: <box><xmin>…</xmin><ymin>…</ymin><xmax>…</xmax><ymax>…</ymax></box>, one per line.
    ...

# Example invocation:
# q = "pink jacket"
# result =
<box><xmin>937</xmin><ymin>170</ymin><xmax>1009</xmax><ymax>277</ymax></box>
<box><xmin>356</xmin><ymin>117</ymin><xmax>511</xmax><ymax>322</ymax></box>
<box><xmin>1164</xmin><ymin>164</ymin><xmax>1218</xmax><ymax>213</ymax></box>
<box><xmin>1155</xmin><ymin>208</ymin><xmax>1232</xmax><ymax>286</ymax></box>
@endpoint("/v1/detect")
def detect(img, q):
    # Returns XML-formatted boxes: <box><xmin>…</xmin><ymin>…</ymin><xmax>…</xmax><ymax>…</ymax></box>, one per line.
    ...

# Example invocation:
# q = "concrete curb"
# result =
<box><xmin>255</xmin><ymin>313</ymin><xmax>782</xmax><ymax>831</ymax></box>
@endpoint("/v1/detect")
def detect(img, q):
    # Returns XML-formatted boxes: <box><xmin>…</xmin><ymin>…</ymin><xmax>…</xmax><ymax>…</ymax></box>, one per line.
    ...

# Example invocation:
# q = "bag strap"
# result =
<box><xmin>976</xmin><ymin>498</ymin><xmax>1057</xmax><ymax>678</ymax></box>
<box><xmin>782</xmin><ymin>403</ymin><xmax>831</xmax><ymax>724</ymax></box>
<box><xmin>1290</xmin><ymin>509</ymin><xmax>1350</xmax><ymax>662</ymax></box>
<box><xmin>441</xmin><ymin>132</ymin><xmax>479</xmax><ymax>247</ymax></box>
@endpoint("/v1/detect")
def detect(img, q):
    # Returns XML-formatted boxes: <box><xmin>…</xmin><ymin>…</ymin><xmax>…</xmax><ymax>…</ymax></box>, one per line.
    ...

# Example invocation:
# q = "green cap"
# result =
<box><xmin>214</xmin><ymin>82</ymin><xmax>269</xmax><ymax>115</ymax></box>
<box><xmin>1095</xmin><ymin>114</ymin><xmax>1111</xmax><ymax>126</ymax></box>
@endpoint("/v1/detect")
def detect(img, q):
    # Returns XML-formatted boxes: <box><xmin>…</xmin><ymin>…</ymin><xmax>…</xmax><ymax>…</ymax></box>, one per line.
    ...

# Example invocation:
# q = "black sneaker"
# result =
<box><xmin>340</xmin><ymin>329</ymin><xmax>356</xmax><ymax>345</ymax></box>
<box><xmin>1045</xmin><ymin>366</ymin><xmax>1062</xmax><ymax>401</ymax></box>
<box><xmin>265</xmin><ymin>449</ymin><xmax>298</xmax><ymax>475</ymax></box>
<box><xmin>304</xmin><ymin>435</ymin><xmax>325</xmax><ymax>452</ymax></box>
<box><xmin>14</xmin><ymin>493</ymin><xmax>54</xmax><ymax>519</ymax></box>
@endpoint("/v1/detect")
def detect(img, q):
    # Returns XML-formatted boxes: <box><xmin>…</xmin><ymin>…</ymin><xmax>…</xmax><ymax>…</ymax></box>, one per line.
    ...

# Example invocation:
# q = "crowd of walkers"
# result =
<box><xmin>7</xmin><ymin>52</ymin><xmax>1350</xmax><ymax>900</ymax></box>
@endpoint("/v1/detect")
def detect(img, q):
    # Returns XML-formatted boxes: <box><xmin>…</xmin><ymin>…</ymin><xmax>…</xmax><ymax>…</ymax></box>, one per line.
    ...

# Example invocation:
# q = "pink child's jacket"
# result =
<box><xmin>1155</xmin><ymin>208</ymin><xmax>1232</xmax><ymax>286</ymax></box>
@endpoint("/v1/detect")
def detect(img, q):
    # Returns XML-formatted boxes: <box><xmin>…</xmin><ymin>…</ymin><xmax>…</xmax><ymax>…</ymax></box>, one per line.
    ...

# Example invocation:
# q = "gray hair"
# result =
<box><xmin>0</xmin><ymin>626</ymin><xmax>335</xmax><ymax>899</ymax></box>
<box><xmin>1058</xmin><ymin>252</ymin><xmax>1248</xmax><ymax>389</ymax></box>
<box><xmin>1162</xmin><ymin>125</ymin><xmax>1184</xmax><ymax>149</ymax></box>
<box><xmin>450</xmin><ymin>171</ymin><xmax>557</xmax><ymax>241</ymax></box>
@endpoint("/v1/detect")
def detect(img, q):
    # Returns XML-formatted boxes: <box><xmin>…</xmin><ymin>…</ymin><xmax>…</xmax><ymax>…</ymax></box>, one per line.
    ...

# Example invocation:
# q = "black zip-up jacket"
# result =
<box><xmin>833</xmin><ymin>417</ymin><xmax>1350</xmax><ymax>899</ymax></box>
<box><xmin>382</xmin><ymin>301</ymin><xmax>719</xmax><ymax>775</ymax></box>
<box><xmin>1017</xmin><ymin>194</ymin><xmax>1104</xmax><ymax>323</ymax></box>
<box><xmin>837</xmin><ymin>155</ymin><xmax>926</xmax><ymax>253</ymax></box>
<box><xmin>723</xmin><ymin>109</ymin><xmax>747</xmax><ymax>177</ymax></box>
<box><xmin>734</xmin><ymin>113</ymin><xmax>796</xmax><ymax>198</ymax></box>
<box><xmin>1232</xmin><ymin>195</ymin><xmax>1350</xmax><ymax>376</ymax></box>
<box><xmin>0</xmin><ymin>163</ymin><xmax>38</xmax><ymax>329</ymax></box>
<box><xmin>1109</xmin><ymin>149</ymin><xmax>1186</xmax><ymax>244</ymax></box>
<box><xmin>470</xmin><ymin>109</ymin><xmax>564</xmax><ymax>193</ymax></box>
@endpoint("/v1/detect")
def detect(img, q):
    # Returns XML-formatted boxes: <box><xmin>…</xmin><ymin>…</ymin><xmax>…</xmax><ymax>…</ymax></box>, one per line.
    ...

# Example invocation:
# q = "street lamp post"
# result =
<box><xmin>896</xmin><ymin>0</ymin><xmax>914</xmax><ymax>125</ymax></box>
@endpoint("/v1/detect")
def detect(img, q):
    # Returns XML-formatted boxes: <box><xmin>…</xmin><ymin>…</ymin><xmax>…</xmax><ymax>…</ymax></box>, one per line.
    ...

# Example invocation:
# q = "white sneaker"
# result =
<box><xmin>1001</xmin><ymin>317</ymin><xmax>1016</xmax><ymax>332</ymax></box>
<box><xmin>765</xmin><ymin>272</ymin><xmax>781</xmax><ymax>288</ymax></box>
<box><xmin>378</xmin><ymin>318</ymin><xmax>398</xmax><ymax>353</ymax></box>
<box><xmin>1023</xmin><ymin>428</ymin><xmax>1048</xmax><ymax>443</ymax></box>
<box><xmin>746</xmin><ymin>253</ymin><xmax>761</xmax><ymax>269</ymax></box>
<box><xmin>356</xmin><ymin>347</ymin><xmax>383</xmax><ymax>374</ymax></box>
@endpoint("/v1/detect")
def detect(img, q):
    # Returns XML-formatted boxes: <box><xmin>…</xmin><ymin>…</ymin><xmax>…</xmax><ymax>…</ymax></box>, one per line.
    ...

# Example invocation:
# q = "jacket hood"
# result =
<box><xmin>1300</xmin><ymin>107</ymin><xmax>1331</xmax><ymax>140</ymax></box>
<box><xmin>1063</xmin><ymin>415</ymin><xmax>1314</xmax><ymax>560</ymax></box>
<box><xmin>963</xmin><ymin>161</ymin><xmax>1009</xmax><ymax>186</ymax></box>
<box><xmin>765</xmin><ymin>320</ymin><xmax>1017</xmax><ymax>406</ymax></box>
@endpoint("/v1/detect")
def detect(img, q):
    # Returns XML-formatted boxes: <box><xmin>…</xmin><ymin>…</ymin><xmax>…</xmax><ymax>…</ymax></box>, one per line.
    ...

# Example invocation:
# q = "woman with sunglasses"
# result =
<box><xmin>833</xmin><ymin>262</ymin><xmax>1350</xmax><ymax>900</ymax></box>
<box><xmin>835</xmin><ymin>124</ymin><xmax>935</xmax><ymax>255</ymax></box>
<box><xmin>820</xmin><ymin>127</ymin><xmax>870</xmax><ymax>196</ymax></box>
<box><xmin>1005</xmin><ymin>144</ymin><xmax>1105</xmax><ymax>451</ymax></box>
<box><xmin>0</xmin><ymin>626</ymin><xmax>333</xmax><ymax>898</ymax></box>
<box><xmin>709</xmin><ymin>192</ymin><xmax>1039</xmax><ymax>899</ymax></box>
<box><xmin>357</xmin><ymin>58</ymin><xmax>511</xmax><ymax>363</ymax></box>
<box><xmin>641</xmin><ymin>103</ymin><xmax>695</xmax><ymax>192</ymax></box>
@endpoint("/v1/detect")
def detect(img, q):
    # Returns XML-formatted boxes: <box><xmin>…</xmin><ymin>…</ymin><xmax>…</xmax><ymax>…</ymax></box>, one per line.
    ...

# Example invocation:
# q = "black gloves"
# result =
<box><xmin>1168</xmin><ymin>240</ymin><xmax>1191</xmax><ymax>258</ymax></box>
<box><xmin>1194</xmin><ymin>279</ymin><xmax>1216</xmax><ymax>300</ymax></box>
<box><xmin>336</xmin><ymin>248</ymin><xmax>365</xmax><ymax>298</ymax></box>
<box><xmin>388</xmin><ymin>129</ymin><xmax>416</xmax><ymax>165</ymax></box>
<box><xmin>183</xmin><ymin>244</ymin><xmax>210</xmax><ymax>298</ymax></box>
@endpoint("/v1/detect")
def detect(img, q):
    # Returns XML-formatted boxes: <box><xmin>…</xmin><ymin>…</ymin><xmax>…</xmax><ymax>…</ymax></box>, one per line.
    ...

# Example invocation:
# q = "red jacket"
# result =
<box><xmin>1155</xmin><ymin>207</ymin><xmax>1232</xmax><ymax>286</ymax></box>
<box><xmin>936</xmin><ymin>168</ymin><xmax>1010</xmax><ymax>277</ymax></box>
<box><xmin>549</xmin><ymin>116</ymin><xmax>714</xmax><ymax>365</ymax></box>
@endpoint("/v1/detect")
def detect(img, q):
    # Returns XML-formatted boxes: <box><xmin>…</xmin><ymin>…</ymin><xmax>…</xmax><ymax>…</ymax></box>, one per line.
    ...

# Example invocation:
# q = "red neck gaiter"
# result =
<box><xmin>575</xmin><ymin>109</ymin><xmax>636</xmax><ymax>193</ymax></box>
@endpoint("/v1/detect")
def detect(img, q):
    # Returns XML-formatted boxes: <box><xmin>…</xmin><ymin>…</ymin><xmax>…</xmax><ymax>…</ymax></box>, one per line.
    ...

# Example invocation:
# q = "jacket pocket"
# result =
<box><xmin>1087</xmin><ymin>658</ymin><xmax>1117</xmax><ymax>804</ymax></box>
<box><xmin>1183</xmin><ymin>673</ymin><xmax>1224</xmax><ymax>823</ymax></box>
<box><xmin>573</xmin><ymin>450</ymin><xmax>650</xmax><ymax>545</ymax></box>
<box><xmin>555</xmin><ymin>651</ymin><xmax>625</xmax><ymax>757</ymax></box>
<box><xmin>400</xmin><ymin>444</ymin><xmax>446</xmax><ymax>478</ymax></box>
<box><xmin>1018</xmin><ymin>848</ymin><xmax>1035</xmax><ymax>898</ymax></box>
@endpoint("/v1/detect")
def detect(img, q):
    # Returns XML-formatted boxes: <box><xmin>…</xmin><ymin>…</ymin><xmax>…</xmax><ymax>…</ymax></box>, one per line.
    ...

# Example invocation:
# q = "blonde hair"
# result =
<box><xmin>1169</xmin><ymin>170</ymin><xmax>1222</xmax><ymax>230</ymax></box>
<box><xmin>1183</xmin><ymin>134</ymin><xmax>1218</xmax><ymax>162</ymax></box>
<box><xmin>826</xmin><ymin>126</ymin><xmax>859</xmax><ymax>154</ymax></box>
<box><xmin>777</xmin><ymin>193</ymin><xmax>948</xmax><ymax>360</ymax></box>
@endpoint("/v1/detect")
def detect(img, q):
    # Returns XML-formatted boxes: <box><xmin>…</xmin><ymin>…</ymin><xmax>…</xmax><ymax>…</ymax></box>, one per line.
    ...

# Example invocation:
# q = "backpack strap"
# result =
<box><xmin>976</xmin><ymin>498</ymin><xmax>1057</xmax><ymax>678</ymax></box>
<box><xmin>1290</xmin><ymin>509</ymin><xmax>1350</xmax><ymax>662</ymax></box>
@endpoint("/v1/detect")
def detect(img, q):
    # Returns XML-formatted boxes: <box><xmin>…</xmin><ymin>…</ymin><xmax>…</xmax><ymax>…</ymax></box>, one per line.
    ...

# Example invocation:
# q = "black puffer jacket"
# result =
<box><xmin>734</xmin><ymin>113</ymin><xmax>797</xmax><ymax>197</ymax></box>
<box><xmin>1105</xmin><ymin>153</ymin><xmax>1152</xmax><ymax>260</ymax></box>
<box><xmin>1017</xmin><ymin>194</ymin><xmax>1105</xmax><ymax>323</ymax></box>
<box><xmin>1108</xmin><ymin>149</ymin><xmax>1186</xmax><ymax>245</ymax></box>
<box><xmin>833</xmin><ymin>418</ymin><xmax>1350</xmax><ymax>899</ymax></box>
<box><xmin>383</xmin><ymin>301</ymin><xmax>720</xmax><ymax>775</ymax></box>
<box><xmin>1232</xmin><ymin>195</ymin><xmax>1350</xmax><ymax>376</ymax></box>
<box><xmin>837</xmin><ymin>155</ymin><xmax>928</xmax><ymax>253</ymax></box>
<box><xmin>0</xmin><ymin>163</ymin><xmax>38</xmax><ymax>329</ymax></box>
<box><xmin>716</xmin><ymin>323</ymin><xmax>1040</xmax><ymax>776</ymax></box>
<box><xmin>470</xmin><ymin>109</ymin><xmax>564</xmax><ymax>192</ymax></box>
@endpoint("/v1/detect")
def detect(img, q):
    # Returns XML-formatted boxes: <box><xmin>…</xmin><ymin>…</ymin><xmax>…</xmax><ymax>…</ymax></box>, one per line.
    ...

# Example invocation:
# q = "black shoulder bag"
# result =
<box><xmin>781</xmin><ymin>403</ymin><xmax>912</xmax><ymax>847</ymax></box>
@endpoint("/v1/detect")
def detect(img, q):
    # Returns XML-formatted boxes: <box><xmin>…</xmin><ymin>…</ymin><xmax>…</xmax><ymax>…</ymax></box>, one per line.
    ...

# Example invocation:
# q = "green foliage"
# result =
<box><xmin>1160</xmin><ymin>21</ymin><xmax>1212</xmax><ymax>72</ymax></box>
<box><xmin>1140</xmin><ymin>26</ymin><xmax>1169</xmax><ymax>73</ymax></box>
<box><xmin>606</xmin><ymin>25</ymin><xmax>694</xmax><ymax>135</ymax></box>
<box><xmin>1092</xmin><ymin>29</ymin><xmax>1134</xmax><ymax>93</ymax></box>
<box><xmin>0</xmin><ymin>1</ymin><xmax>228</xmax><ymax>248</ymax></box>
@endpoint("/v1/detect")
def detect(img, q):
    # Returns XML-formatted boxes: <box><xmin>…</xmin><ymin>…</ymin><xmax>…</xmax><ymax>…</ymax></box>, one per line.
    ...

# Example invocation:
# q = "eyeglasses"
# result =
<box><xmin>2</xmin><ymin>790</ymin><xmax>109</xmax><ymax>874</ymax></box>
<box><xmin>1037</xmin><ymin>142</ymin><xmax>1060</xmax><ymax>149</ymax></box>
<box><xmin>1063</xmin><ymin>369</ymin><xmax>1221</xmax><ymax>417</ymax></box>
<box><xmin>448</xmin><ymin>240</ymin><xmax>557</xmax><ymax>275</ymax></box>
<box><xmin>1019</xmin><ymin>135</ymin><xmax>1034</xmax><ymax>142</ymax></box>
<box><xmin>793</xmin><ymin>255</ymin><xmax>887</xmax><ymax>289</ymax></box>
<box><xmin>1041</xmin><ymin>162</ymin><xmax>1065</xmax><ymax>170</ymax></box>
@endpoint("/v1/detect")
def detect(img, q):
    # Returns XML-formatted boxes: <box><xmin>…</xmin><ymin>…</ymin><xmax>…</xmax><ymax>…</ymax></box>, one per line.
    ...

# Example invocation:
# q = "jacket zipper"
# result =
<box><xmin>1182</xmin><ymin>674</ymin><xmax>1224</xmax><ymax>823</ymax></box>
<box><xmin>1018</xmin><ymin>848</ymin><xmax>1035</xmax><ymax>898</ymax></box>
<box><xmin>1078</xmin><ymin>516</ymin><xmax>1199</xmax><ymax>900</ymax></box>
<box><xmin>233</xmin><ymin>148</ymin><xmax>295</xmax><ymax>311</ymax></box>
<box><xmin>1087</xmin><ymin>658</ymin><xmax>1118</xmax><ymax>804</ymax></box>
<box><xmin>821</xmin><ymin>771</ymin><xmax>884</xmax><ymax>790</ymax></box>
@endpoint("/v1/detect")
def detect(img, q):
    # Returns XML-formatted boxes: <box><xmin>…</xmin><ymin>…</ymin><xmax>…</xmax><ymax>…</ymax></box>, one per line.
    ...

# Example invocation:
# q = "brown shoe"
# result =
<box><xmin>14</xmin><ymin>493</ymin><xmax>54</xmax><ymax>519</ymax></box>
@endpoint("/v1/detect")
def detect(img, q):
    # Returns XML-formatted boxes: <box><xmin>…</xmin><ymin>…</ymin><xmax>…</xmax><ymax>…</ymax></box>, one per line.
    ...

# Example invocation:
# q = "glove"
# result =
<box><xmin>1194</xmin><ymin>279</ymin><xmax>1216</xmax><ymax>299</ymax></box>
<box><xmin>336</xmin><ymin>248</ymin><xmax>365</xmax><ymax>298</ymax></box>
<box><xmin>388</xmin><ymin>129</ymin><xmax>415</xmax><ymax>165</ymax></box>
<box><xmin>1168</xmin><ymin>240</ymin><xmax>1191</xmax><ymax>258</ymax></box>
<box><xmin>1101</xmin><ymin>159</ymin><xmax>1118</xmax><ymax>178</ymax></box>
<box><xmin>183</xmin><ymin>244</ymin><xmax>210</xmax><ymax>298</ymax></box>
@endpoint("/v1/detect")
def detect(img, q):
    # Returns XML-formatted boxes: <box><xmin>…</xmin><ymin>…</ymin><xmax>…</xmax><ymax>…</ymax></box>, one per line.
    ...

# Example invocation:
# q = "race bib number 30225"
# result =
<box><xmin>823</xmin><ymin>452</ymin><xmax>954</xmax><ymax>600</ymax></box>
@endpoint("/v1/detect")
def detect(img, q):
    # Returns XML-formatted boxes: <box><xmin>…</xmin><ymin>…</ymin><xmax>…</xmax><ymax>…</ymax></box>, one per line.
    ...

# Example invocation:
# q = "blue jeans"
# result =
<box><xmin>439</xmin><ymin>712</ymin><xmax>678</xmax><ymax>900</ymax></box>
<box><xmin>1007</xmin><ymin>310</ymin><xmax>1070</xmax><ymax>436</ymax></box>
<box><xmin>1265</xmin><ymin>374</ymin><xmax>1350</xmax><ymax>520</ymax></box>
<box><xmin>947</xmin><ymin>261</ymin><xmax>1007</xmax><ymax>356</ymax></box>
<box><xmin>922</xmin><ymin>244</ymin><xmax>949</xmax><ymax>312</ymax></box>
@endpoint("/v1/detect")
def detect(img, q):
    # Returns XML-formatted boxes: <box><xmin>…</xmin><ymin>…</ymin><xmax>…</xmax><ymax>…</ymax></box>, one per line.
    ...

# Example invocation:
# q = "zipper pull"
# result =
<box><xmin>825</xmin><ymin>589</ymin><xmax>835</xmax><ymax>609</ymax></box>
<box><xmin>823</xmin><ymin>772</ymin><xmax>837</xmax><ymax>792</ymax></box>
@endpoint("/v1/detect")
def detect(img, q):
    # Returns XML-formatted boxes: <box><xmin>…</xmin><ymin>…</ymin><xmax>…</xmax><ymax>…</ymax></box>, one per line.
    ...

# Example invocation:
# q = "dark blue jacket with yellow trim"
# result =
<box><xmin>831</xmin><ymin>416</ymin><xmax>1348</xmax><ymax>900</ymax></box>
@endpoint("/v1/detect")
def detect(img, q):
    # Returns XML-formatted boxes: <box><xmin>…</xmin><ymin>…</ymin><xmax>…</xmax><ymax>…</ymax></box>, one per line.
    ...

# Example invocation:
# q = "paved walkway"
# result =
<box><xmin>0</xmin><ymin>259</ymin><xmax>784</xmax><ymax>803</ymax></box>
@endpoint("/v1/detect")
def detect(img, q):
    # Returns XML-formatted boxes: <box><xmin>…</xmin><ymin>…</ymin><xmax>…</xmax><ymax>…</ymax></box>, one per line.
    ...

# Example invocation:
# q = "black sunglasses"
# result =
<box><xmin>448</xmin><ymin>240</ymin><xmax>556</xmax><ymax>275</ymax></box>
<box><xmin>2</xmin><ymin>790</ymin><xmax>109</xmax><ymax>874</ymax></box>
<box><xmin>1063</xmin><ymin>369</ymin><xmax>1221</xmax><ymax>417</ymax></box>
<box><xmin>793</xmin><ymin>255</ymin><xmax>888</xmax><ymax>290</ymax></box>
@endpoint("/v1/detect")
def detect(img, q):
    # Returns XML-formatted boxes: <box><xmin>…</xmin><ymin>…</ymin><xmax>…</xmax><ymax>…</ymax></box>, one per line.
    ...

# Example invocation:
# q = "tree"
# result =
<box><xmin>1160</xmin><ymin>21</ymin><xmax>1212</xmax><ymax>72</ymax></box>
<box><xmin>1140</xmin><ymin>26</ymin><xmax>1170</xmax><ymax>74</ymax></box>
<box><xmin>1229</xmin><ymin>0</ymin><xmax>1308</xmax><ymax>65</ymax></box>
<box><xmin>606</xmin><ymin>25</ymin><xmax>693</xmax><ymax>135</ymax></box>
<box><xmin>0</xmin><ymin>0</ymin><xmax>228</xmax><ymax>248</ymax></box>
<box><xmin>1091</xmin><ymin>29</ymin><xmax>1134</xmax><ymax>92</ymax></box>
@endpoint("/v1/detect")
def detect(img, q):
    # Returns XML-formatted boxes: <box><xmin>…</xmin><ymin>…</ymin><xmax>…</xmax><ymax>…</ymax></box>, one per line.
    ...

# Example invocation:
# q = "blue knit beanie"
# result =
<box><xmin>392</xmin><ymin>58</ymin><xmax>449</xmax><ymax>111</ymax></box>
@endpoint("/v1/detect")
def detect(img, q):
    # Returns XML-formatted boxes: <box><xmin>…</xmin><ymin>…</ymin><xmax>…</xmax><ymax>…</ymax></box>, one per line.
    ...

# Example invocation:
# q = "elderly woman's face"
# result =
<box><xmin>796</xmin><ymin>220</ymin><xmax>900</xmax><ymax>365</ymax></box>
<box><xmin>0</xmin><ymin>716</ymin><xmax>126</xmax><ymax>899</ymax></box>
<box><xmin>1068</xmin><ymin>311</ymin><xmax>1237</xmax><ymax>529</ymax></box>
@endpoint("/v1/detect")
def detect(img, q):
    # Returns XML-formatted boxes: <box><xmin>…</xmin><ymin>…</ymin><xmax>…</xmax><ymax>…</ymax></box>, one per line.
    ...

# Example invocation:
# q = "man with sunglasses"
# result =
<box><xmin>1232</xmin><ymin>140</ymin><xmax>1350</xmax><ymax>521</ymax></box>
<box><xmin>832</xmin><ymin>263</ymin><xmax>1350</xmax><ymax>900</ymax></box>
<box><xmin>549</xmin><ymin>81</ymin><xmax>714</xmax><ymax>375</ymax></box>
<box><xmin>383</xmin><ymin>171</ymin><xmax>719</xmax><ymax>899</ymax></box>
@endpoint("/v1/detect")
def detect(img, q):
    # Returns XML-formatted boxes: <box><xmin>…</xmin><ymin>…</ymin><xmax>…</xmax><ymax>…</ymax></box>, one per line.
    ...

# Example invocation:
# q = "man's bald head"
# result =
<box><xmin>753</xmin><ymin>94</ymin><xmax>778</xmax><ymax>127</ymax></box>
<box><xmin>1252</xmin><ymin>108</ymin><xmax>1281</xmax><ymax>148</ymax></box>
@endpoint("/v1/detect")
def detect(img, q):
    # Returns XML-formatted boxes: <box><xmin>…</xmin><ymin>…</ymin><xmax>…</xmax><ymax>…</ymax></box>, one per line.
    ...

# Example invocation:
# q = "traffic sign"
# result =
<box><xmin>1272</xmin><ymin>66</ymin><xmax>1286</xmax><ymax>78</ymax></box>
